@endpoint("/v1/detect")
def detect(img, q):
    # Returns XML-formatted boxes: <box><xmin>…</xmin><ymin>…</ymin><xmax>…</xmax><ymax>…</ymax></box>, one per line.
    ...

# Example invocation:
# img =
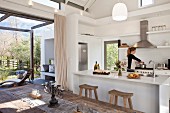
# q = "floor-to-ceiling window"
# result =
<box><xmin>104</xmin><ymin>41</ymin><xmax>118</xmax><ymax>70</ymax></box>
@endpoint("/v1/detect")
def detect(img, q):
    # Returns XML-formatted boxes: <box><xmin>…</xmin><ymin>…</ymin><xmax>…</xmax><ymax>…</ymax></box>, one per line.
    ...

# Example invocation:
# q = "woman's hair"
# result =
<box><xmin>127</xmin><ymin>47</ymin><xmax>136</xmax><ymax>56</ymax></box>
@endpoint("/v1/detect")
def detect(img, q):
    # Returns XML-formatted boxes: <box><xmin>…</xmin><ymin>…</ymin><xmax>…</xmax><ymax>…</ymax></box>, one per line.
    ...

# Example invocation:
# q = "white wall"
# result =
<box><xmin>78</xmin><ymin>35</ymin><xmax>102</xmax><ymax>70</ymax></box>
<box><xmin>66</xmin><ymin>14</ymin><xmax>79</xmax><ymax>90</ymax></box>
<box><xmin>78</xmin><ymin>24</ymin><xmax>102</xmax><ymax>69</ymax></box>
<box><xmin>95</xmin><ymin>15</ymin><xmax>170</xmax><ymax>69</ymax></box>
<box><xmin>44</xmin><ymin>39</ymin><xmax>54</xmax><ymax>64</ymax></box>
<box><xmin>78</xmin><ymin>24</ymin><xmax>95</xmax><ymax>35</ymax></box>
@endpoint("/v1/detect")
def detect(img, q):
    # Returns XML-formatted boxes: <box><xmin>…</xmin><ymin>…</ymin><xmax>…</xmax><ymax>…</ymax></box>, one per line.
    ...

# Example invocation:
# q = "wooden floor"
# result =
<box><xmin>0</xmin><ymin>84</ymin><xmax>143</xmax><ymax>113</ymax></box>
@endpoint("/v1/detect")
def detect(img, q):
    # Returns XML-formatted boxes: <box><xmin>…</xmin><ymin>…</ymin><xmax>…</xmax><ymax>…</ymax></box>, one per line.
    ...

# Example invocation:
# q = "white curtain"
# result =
<box><xmin>54</xmin><ymin>14</ymin><xmax>68</xmax><ymax>90</ymax></box>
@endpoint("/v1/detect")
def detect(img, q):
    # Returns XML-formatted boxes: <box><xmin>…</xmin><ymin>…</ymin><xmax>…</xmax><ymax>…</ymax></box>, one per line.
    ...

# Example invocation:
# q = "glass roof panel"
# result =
<box><xmin>0</xmin><ymin>16</ymin><xmax>44</xmax><ymax>29</ymax></box>
<box><xmin>33</xmin><ymin>0</ymin><xmax>59</xmax><ymax>9</ymax></box>
<box><xmin>0</xmin><ymin>13</ymin><xmax>5</xmax><ymax>18</ymax></box>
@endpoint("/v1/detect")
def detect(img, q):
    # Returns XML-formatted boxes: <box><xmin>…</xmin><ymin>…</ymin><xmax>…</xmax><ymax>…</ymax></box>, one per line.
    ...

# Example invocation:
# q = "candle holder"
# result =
<box><xmin>48</xmin><ymin>83</ymin><xmax>59</xmax><ymax>108</ymax></box>
<box><xmin>44</xmin><ymin>81</ymin><xmax>64</xmax><ymax>108</ymax></box>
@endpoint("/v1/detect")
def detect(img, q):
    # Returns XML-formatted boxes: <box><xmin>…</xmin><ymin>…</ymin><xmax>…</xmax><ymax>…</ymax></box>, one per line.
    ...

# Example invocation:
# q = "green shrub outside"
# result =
<box><xmin>0</xmin><ymin>71</ymin><xmax>10</xmax><ymax>81</ymax></box>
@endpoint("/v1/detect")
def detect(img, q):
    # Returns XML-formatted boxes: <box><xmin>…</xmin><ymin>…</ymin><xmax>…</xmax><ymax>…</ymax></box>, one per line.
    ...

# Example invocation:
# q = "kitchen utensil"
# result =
<box><xmin>140</xmin><ymin>63</ymin><xmax>146</xmax><ymax>68</ymax></box>
<box><xmin>136</xmin><ymin>62</ymin><xmax>147</xmax><ymax>68</ymax></box>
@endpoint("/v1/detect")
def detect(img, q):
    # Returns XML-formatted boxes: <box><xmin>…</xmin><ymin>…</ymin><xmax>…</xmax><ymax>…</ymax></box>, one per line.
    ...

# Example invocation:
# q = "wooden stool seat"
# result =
<box><xmin>109</xmin><ymin>89</ymin><xmax>133</xmax><ymax>109</ymax></box>
<box><xmin>109</xmin><ymin>89</ymin><xmax>133</xmax><ymax>98</ymax></box>
<box><xmin>79</xmin><ymin>84</ymin><xmax>98</xmax><ymax>100</ymax></box>
<box><xmin>79</xmin><ymin>84</ymin><xmax>98</xmax><ymax>90</ymax></box>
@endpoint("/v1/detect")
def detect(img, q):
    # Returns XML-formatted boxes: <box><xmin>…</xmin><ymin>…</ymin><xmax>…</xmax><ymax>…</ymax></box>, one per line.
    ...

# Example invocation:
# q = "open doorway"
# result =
<box><xmin>0</xmin><ymin>8</ymin><xmax>54</xmax><ymax>82</ymax></box>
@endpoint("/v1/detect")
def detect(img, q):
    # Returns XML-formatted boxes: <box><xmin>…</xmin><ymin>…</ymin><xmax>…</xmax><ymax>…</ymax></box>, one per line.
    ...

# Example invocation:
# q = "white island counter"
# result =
<box><xmin>73</xmin><ymin>70</ymin><xmax>170</xmax><ymax>113</ymax></box>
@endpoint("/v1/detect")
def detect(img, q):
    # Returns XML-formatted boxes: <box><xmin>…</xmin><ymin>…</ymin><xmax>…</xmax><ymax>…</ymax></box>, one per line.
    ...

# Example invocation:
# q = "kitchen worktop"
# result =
<box><xmin>74</xmin><ymin>70</ymin><xmax>170</xmax><ymax>85</ymax></box>
<box><xmin>74</xmin><ymin>70</ymin><xmax>170</xmax><ymax>113</ymax></box>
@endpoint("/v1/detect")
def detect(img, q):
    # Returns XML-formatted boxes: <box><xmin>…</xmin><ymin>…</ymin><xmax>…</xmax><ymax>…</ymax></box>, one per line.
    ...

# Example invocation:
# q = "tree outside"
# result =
<box><xmin>34</xmin><ymin>36</ymin><xmax>41</xmax><ymax>74</ymax></box>
<box><xmin>0</xmin><ymin>16</ymin><xmax>43</xmax><ymax>81</ymax></box>
<box><xmin>106</xmin><ymin>43</ymin><xmax>118</xmax><ymax>70</ymax></box>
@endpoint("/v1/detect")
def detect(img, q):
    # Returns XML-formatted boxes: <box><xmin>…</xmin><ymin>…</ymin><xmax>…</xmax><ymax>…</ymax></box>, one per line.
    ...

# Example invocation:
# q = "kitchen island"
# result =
<box><xmin>74</xmin><ymin>70</ymin><xmax>170</xmax><ymax>113</ymax></box>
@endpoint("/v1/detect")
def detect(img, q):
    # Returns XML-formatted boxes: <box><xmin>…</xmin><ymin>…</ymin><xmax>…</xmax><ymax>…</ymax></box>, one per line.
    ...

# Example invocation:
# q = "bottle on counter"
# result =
<box><xmin>94</xmin><ymin>61</ymin><xmax>98</xmax><ymax>70</ymax></box>
<box><xmin>97</xmin><ymin>64</ymin><xmax>100</xmax><ymax>70</ymax></box>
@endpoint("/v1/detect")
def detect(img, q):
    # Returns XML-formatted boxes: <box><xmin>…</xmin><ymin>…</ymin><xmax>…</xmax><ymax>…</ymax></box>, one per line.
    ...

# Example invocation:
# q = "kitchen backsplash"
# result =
<box><xmin>119</xmin><ymin>48</ymin><xmax>170</xmax><ymax>68</ymax></box>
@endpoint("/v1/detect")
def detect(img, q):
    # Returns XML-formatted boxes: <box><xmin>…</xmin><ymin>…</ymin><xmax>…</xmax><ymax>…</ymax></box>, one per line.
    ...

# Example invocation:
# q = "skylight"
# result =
<box><xmin>139</xmin><ymin>0</ymin><xmax>154</xmax><ymax>7</ymax></box>
<box><xmin>33</xmin><ymin>0</ymin><xmax>59</xmax><ymax>9</ymax></box>
<box><xmin>0</xmin><ymin>13</ymin><xmax>4</xmax><ymax>18</ymax></box>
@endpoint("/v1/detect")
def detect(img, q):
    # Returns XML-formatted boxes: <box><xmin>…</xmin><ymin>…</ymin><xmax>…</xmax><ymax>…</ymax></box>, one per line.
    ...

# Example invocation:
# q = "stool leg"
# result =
<box><xmin>79</xmin><ymin>88</ymin><xmax>83</xmax><ymax>96</ymax></box>
<box><xmin>128</xmin><ymin>98</ymin><xmax>133</xmax><ymax>109</ymax></box>
<box><xmin>114</xmin><ymin>95</ymin><xmax>118</xmax><ymax>106</ymax></box>
<box><xmin>109</xmin><ymin>94</ymin><xmax>114</xmax><ymax>104</ymax></box>
<box><xmin>89</xmin><ymin>89</ymin><xmax>92</xmax><ymax>98</ymax></box>
<box><xmin>94</xmin><ymin>89</ymin><xmax>98</xmax><ymax>101</ymax></box>
<box><xmin>85</xmin><ymin>89</ymin><xmax>88</xmax><ymax>98</ymax></box>
<box><xmin>123</xmin><ymin>97</ymin><xmax>127</xmax><ymax>108</ymax></box>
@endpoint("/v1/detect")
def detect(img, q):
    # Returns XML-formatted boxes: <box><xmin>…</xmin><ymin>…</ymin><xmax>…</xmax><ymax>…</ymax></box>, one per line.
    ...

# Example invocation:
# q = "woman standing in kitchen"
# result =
<box><xmin>127</xmin><ymin>47</ymin><xmax>143</xmax><ymax>69</ymax></box>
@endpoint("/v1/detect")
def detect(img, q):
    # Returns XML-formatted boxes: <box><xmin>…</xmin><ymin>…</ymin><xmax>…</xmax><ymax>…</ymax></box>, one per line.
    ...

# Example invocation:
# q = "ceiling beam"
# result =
<box><xmin>84</xmin><ymin>0</ymin><xmax>96</xmax><ymax>11</ymax></box>
<box><xmin>0</xmin><ymin>13</ymin><xmax>11</xmax><ymax>22</ymax></box>
<box><xmin>31</xmin><ymin>21</ymin><xmax>54</xmax><ymax>29</ymax></box>
<box><xmin>0</xmin><ymin>8</ymin><xmax>53</xmax><ymax>23</ymax></box>
<box><xmin>0</xmin><ymin>26</ymin><xmax>30</xmax><ymax>32</ymax></box>
<box><xmin>50</xmin><ymin>0</ymin><xmax>65</xmax><ymax>3</ymax></box>
<box><xmin>65</xmin><ymin>0</ymin><xmax>69</xmax><ymax>4</ymax></box>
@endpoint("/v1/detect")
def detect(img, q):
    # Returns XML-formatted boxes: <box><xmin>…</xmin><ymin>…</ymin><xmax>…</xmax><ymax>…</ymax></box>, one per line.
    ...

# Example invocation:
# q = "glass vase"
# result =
<box><xmin>118</xmin><ymin>69</ymin><xmax>122</xmax><ymax>76</ymax></box>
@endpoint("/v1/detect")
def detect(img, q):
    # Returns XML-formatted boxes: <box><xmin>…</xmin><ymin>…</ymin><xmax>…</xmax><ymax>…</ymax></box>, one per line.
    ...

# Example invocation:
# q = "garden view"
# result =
<box><xmin>0</xmin><ymin>16</ymin><xmax>53</xmax><ymax>82</ymax></box>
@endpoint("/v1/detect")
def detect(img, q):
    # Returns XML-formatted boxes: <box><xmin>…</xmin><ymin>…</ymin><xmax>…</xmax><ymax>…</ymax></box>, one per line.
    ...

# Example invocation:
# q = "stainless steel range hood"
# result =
<box><xmin>133</xmin><ymin>20</ymin><xmax>156</xmax><ymax>48</ymax></box>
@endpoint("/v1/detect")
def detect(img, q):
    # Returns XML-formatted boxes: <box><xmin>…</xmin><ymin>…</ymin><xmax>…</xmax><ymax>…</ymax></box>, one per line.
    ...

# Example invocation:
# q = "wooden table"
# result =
<box><xmin>0</xmin><ymin>84</ymin><xmax>143</xmax><ymax>113</ymax></box>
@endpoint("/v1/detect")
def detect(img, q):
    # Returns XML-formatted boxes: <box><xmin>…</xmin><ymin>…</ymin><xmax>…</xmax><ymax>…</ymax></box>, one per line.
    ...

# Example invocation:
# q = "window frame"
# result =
<box><xmin>104</xmin><ymin>40</ymin><xmax>119</xmax><ymax>70</ymax></box>
<box><xmin>138</xmin><ymin>0</ymin><xmax>154</xmax><ymax>8</ymax></box>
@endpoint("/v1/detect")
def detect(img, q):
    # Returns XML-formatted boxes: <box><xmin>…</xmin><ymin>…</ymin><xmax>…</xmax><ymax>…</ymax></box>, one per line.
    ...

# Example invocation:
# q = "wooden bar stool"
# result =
<box><xmin>79</xmin><ymin>84</ymin><xmax>98</xmax><ymax>100</ymax></box>
<box><xmin>108</xmin><ymin>89</ymin><xmax>133</xmax><ymax>109</ymax></box>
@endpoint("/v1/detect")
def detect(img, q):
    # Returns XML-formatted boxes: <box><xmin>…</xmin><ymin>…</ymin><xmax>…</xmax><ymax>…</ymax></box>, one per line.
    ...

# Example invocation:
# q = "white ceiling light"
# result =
<box><xmin>28</xmin><ymin>0</ymin><xmax>34</xmax><ymax>6</ymax></box>
<box><xmin>112</xmin><ymin>1</ymin><xmax>128</xmax><ymax>21</ymax></box>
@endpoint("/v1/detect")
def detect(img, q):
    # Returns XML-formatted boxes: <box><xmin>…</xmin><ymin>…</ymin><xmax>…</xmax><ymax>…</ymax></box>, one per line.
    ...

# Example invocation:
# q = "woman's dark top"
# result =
<box><xmin>127</xmin><ymin>54</ymin><xmax>141</xmax><ymax>69</ymax></box>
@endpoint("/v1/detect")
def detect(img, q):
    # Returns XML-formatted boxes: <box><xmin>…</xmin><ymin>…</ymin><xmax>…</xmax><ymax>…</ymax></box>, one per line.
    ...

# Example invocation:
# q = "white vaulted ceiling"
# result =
<box><xmin>88</xmin><ymin>0</ymin><xmax>170</xmax><ymax>19</ymax></box>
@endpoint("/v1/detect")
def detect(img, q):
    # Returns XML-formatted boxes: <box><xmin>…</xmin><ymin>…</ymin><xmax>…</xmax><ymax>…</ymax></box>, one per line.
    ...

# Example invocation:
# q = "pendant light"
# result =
<box><xmin>112</xmin><ymin>0</ymin><xmax>128</xmax><ymax>21</ymax></box>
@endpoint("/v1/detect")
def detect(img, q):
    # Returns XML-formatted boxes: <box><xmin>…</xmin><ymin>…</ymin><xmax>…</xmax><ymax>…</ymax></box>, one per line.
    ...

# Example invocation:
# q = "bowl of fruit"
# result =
<box><xmin>127</xmin><ymin>73</ymin><xmax>140</xmax><ymax>79</ymax></box>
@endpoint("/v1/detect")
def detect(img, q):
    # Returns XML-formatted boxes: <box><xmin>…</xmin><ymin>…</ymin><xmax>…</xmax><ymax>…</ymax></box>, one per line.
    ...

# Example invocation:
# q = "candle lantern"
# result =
<box><xmin>44</xmin><ymin>81</ymin><xmax>64</xmax><ymax>107</ymax></box>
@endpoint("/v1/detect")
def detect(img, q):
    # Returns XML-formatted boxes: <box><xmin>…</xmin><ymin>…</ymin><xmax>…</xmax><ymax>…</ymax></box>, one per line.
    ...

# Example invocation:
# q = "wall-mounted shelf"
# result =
<box><xmin>93</xmin><ymin>32</ymin><xmax>140</xmax><ymax>38</ymax></box>
<box><xmin>77</xmin><ymin>34</ymin><xmax>103</xmax><ymax>39</ymax></box>
<box><xmin>157</xmin><ymin>46</ymin><xmax>170</xmax><ymax>48</ymax></box>
<box><xmin>78</xmin><ymin>29</ymin><xmax>170</xmax><ymax>38</ymax></box>
<box><xmin>118</xmin><ymin>47</ymin><xmax>128</xmax><ymax>49</ymax></box>
<box><xmin>119</xmin><ymin>33</ymin><xmax>140</xmax><ymax>37</ymax></box>
<box><xmin>77</xmin><ymin>34</ymin><xmax>95</xmax><ymax>37</ymax></box>
<box><xmin>147</xmin><ymin>29</ymin><xmax>170</xmax><ymax>34</ymax></box>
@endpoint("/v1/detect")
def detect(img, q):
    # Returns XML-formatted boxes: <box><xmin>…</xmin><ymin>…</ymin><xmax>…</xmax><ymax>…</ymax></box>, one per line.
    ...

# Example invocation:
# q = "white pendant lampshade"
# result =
<box><xmin>112</xmin><ymin>2</ymin><xmax>128</xmax><ymax>21</ymax></box>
